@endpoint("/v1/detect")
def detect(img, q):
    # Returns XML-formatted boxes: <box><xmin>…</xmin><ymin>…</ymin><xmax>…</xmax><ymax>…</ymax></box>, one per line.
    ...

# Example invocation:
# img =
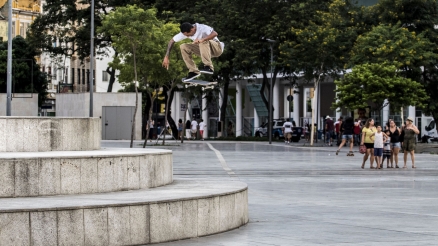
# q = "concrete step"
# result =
<box><xmin>0</xmin><ymin>148</ymin><xmax>172</xmax><ymax>198</ymax></box>
<box><xmin>0</xmin><ymin>117</ymin><xmax>101</xmax><ymax>152</ymax></box>
<box><xmin>0</xmin><ymin>179</ymin><xmax>248</xmax><ymax>245</ymax></box>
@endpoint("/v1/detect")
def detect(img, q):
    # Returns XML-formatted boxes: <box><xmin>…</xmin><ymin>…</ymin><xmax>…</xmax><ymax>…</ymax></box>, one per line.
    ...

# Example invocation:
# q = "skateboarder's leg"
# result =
<box><xmin>199</xmin><ymin>40</ymin><xmax>222</xmax><ymax>71</ymax></box>
<box><xmin>180</xmin><ymin>43</ymin><xmax>201</xmax><ymax>73</ymax></box>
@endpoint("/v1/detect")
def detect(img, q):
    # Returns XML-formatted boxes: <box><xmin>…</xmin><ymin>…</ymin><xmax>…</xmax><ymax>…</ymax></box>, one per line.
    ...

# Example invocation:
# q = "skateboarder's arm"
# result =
<box><xmin>162</xmin><ymin>39</ymin><xmax>176</xmax><ymax>69</ymax></box>
<box><xmin>193</xmin><ymin>31</ymin><xmax>218</xmax><ymax>43</ymax></box>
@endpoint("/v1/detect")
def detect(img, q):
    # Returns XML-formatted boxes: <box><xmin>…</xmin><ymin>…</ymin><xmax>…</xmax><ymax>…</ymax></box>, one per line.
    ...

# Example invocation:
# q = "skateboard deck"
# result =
<box><xmin>182</xmin><ymin>80</ymin><xmax>217</xmax><ymax>90</ymax></box>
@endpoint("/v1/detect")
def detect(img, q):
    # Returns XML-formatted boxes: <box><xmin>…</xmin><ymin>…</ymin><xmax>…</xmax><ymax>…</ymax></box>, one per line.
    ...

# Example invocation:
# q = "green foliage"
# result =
<box><xmin>0</xmin><ymin>36</ymin><xmax>48</xmax><ymax>106</ymax></box>
<box><xmin>350</xmin><ymin>23</ymin><xmax>437</xmax><ymax>69</ymax></box>
<box><xmin>333</xmin><ymin>63</ymin><xmax>428</xmax><ymax>111</ymax></box>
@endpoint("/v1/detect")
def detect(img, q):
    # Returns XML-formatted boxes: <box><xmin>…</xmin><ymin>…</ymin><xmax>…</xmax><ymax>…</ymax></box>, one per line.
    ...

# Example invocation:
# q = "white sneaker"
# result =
<box><xmin>287</xmin><ymin>141</ymin><xmax>290</xmax><ymax>144</ymax></box>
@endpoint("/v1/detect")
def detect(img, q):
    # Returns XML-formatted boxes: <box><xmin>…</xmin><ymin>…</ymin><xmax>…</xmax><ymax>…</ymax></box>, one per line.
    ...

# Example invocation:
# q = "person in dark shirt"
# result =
<box><xmin>336</xmin><ymin>117</ymin><xmax>355</xmax><ymax>156</ymax></box>
<box><xmin>325</xmin><ymin>116</ymin><xmax>335</xmax><ymax>146</ymax></box>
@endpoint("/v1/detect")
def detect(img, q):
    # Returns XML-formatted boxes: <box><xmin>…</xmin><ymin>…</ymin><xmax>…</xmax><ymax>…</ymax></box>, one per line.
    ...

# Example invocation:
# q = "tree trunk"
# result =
<box><xmin>166</xmin><ymin>86</ymin><xmax>178</xmax><ymax>139</ymax></box>
<box><xmin>106</xmin><ymin>52</ymin><xmax>118</xmax><ymax>92</ymax></box>
<box><xmin>142</xmin><ymin>104</ymin><xmax>153</xmax><ymax>148</ymax></box>
<box><xmin>130</xmin><ymin>47</ymin><xmax>138</xmax><ymax>148</ymax></box>
<box><xmin>220</xmin><ymin>79</ymin><xmax>230</xmax><ymax>134</ymax></box>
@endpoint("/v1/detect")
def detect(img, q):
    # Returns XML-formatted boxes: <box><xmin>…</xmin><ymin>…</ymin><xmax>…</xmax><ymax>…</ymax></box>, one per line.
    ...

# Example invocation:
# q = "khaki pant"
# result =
<box><xmin>180</xmin><ymin>40</ymin><xmax>223</xmax><ymax>73</ymax></box>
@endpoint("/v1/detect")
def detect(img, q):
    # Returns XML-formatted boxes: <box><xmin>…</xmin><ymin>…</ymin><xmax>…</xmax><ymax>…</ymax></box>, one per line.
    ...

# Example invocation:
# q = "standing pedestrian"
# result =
<box><xmin>369</xmin><ymin>126</ymin><xmax>389</xmax><ymax>169</ymax></box>
<box><xmin>191</xmin><ymin>119</ymin><xmax>198</xmax><ymax>140</ymax></box>
<box><xmin>360</xmin><ymin>118</ymin><xmax>377</xmax><ymax>169</ymax></box>
<box><xmin>282</xmin><ymin>119</ymin><xmax>293</xmax><ymax>144</ymax></box>
<box><xmin>185</xmin><ymin>120</ymin><xmax>191</xmax><ymax>140</ymax></box>
<box><xmin>336</xmin><ymin>117</ymin><xmax>355</xmax><ymax>156</ymax></box>
<box><xmin>382</xmin><ymin>130</ymin><xmax>392</xmax><ymax>168</ymax></box>
<box><xmin>388</xmin><ymin>120</ymin><xmax>402</xmax><ymax>168</ymax></box>
<box><xmin>402</xmin><ymin>117</ymin><xmax>420</xmax><ymax>168</ymax></box>
<box><xmin>353</xmin><ymin>119</ymin><xmax>362</xmax><ymax>146</ymax></box>
<box><xmin>325</xmin><ymin>116</ymin><xmax>335</xmax><ymax>146</ymax></box>
<box><xmin>199</xmin><ymin>119</ymin><xmax>207</xmax><ymax>141</ymax></box>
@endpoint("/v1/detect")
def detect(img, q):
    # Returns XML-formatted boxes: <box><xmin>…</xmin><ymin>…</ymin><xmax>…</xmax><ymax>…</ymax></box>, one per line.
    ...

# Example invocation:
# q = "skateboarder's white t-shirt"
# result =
<box><xmin>173</xmin><ymin>23</ymin><xmax>225</xmax><ymax>51</ymax></box>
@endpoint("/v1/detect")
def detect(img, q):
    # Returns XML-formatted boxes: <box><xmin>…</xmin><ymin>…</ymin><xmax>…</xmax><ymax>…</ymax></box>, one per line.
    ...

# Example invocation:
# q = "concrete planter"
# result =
<box><xmin>0</xmin><ymin>117</ymin><xmax>101</xmax><ymax>152</ymax></box>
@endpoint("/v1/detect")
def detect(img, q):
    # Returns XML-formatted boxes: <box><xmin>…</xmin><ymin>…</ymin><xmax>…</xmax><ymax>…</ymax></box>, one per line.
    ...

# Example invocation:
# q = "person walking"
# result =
<box><xmin>334</xmin><ymin>117</ymin><xmax>343</xmax><ymax>146</ymax></box>
<box><xmin>191</xmin><ymin>119</ymin><xmax>198</xmax><ymax>140</ymax></box>
<box><xmin>282</xmin><ymin>119</ymin><xmax>293</xmax><ymax>144</ymax></box>
<box><xmin>369</xmin><ymin>126</ymin><xmax>389</xmax><ymax>169</ymax></box>
<box><xmin>185</xmin><ymin>120</ymin><xmax>191</xmax><ymax>140</ymax></box>
<box><xmin>336</xmin><ymin>117</ymin><xmax>355</xmax><ymax>156</ymax></box>
<box><xmin>325</xmin><ymin>116</ymin><xmax>335</xmax><ymax>146</ymax></box>
<box><xmin>388</xmin><ymin>120</ymin><xmax>402</xmax><ymax>168</ymax></box>
<box><xmin>199</xmin><ymin>119</ymin><xmax>207</xmax><ymax>141</ymax></box>
<box><xmin>360</xmin><ymin>118</ymin><xmax>377</xmax><ymax>169</ymax></box>
<box><xmin>402</xmin><ymin>117</ymin><xmax>420</xmax><ymax>168</ymax></box>
<box><xmin>178</xmin><ymin>119</ymin><xmax>183</xmax><ymax>140</ymax></box>
<box><xmin>162</xmin><ymin>22</ymin><xmax>224</xmax><ymax>81</ymax></box>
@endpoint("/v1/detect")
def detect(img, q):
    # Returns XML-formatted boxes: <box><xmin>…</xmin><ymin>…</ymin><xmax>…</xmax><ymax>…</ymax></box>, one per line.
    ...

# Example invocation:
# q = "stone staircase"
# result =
<box><xmin>0</xmin><ymin>117</ymin><xmax>248</xmax><ymax>245</ymax></box>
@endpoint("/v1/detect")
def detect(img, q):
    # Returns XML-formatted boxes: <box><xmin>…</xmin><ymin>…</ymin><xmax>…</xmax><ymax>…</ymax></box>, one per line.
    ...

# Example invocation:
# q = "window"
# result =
<box><xmin>12</xmin><ymin>21</ymin><xmax>15</xmax><ymax>37</ymax></box>
<box><xmin>87</xmin><ymin>69</ymin><xmax>89</xmax><ymax>85</ymax></box>
<box><xmin>82</xmin><ymin>69</ymin><xmax>85</xmax><ymax>84</ymax></box>
<box><xmin>65</xmin><ymin>68</ymin><xmax>68</xmax><ymax>83</ymax></box>
<box><xmin>19</xmin><ymin>23</ymin><xmax>25</xmax><ymax>38</ymax></box>
<box><xmin>102</xmin><ymin>70</ymin><xmax>109</xmax><ymax>82</ymax></box>
<box><xmin>71</xmin><ymin>68</ymin><xmax>74</xmax><ymax>84</ymax></box>
<box><xmin>77</xmin><ymin>69</ymin><xmax>81</xmax><ymax>84</ymax></box>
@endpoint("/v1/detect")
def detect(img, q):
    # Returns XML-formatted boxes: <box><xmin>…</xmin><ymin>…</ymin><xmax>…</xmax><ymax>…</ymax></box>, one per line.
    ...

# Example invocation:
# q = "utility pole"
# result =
<box><xmin>6</xmin><ymin>0</ymin><xmax>12</xmax><ymax>116</ymax></box>
<box><xmin>266</xmin><ymin>39</ymin><xmax>276</xmax><ymax>144</ymax></box>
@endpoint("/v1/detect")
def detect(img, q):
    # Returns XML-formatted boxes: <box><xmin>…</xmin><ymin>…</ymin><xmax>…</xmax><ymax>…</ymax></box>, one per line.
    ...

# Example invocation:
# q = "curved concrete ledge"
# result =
<box><xmin>0</xmin><ymin>180</ymin><xmax>248</xmax><ymax>245</ymax></box>
<box><xmin>0</xmin><ymin>148</ymin><xmax>173</xmax><ymax>197</ymax></box>
<box><xmin>0</xmin><ymin>117</ymin><xmax>101</xmax><ymax>152</ymax></box>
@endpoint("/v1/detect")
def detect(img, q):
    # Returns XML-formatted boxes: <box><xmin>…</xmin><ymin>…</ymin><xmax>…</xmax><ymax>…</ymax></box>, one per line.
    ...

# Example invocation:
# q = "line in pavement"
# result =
<box><xmin>206</xmin><ymin>142</ymin><xmax>237</xmax><ymax>177</ymax></box>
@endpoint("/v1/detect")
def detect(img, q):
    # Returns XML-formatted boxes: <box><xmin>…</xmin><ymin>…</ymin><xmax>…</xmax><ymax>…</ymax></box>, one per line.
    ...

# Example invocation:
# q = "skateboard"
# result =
<box><xmin>182</xmin><ymin>79</ymin><xmax>218</xmax><ymax>90</ymax></box>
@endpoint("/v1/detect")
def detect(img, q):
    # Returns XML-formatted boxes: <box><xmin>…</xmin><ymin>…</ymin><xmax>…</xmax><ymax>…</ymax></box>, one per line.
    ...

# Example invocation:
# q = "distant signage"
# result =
<box><xmin>181</xmin><ymin>104</ymin><xmax>186</xmax><ymax>111</ymax></box>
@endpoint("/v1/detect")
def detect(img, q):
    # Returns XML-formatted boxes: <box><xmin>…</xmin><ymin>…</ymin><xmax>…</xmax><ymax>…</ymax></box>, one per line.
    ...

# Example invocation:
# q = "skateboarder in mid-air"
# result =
<box><xmin>162</xmin><ymin>22</ymin><xmax>224</xmax><ymax>82</ymax></box>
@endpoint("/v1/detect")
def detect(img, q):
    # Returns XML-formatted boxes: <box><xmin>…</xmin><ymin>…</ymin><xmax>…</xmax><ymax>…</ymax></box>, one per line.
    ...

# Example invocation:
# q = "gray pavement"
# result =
<box><xmin>102</xmin><ymin>140</ymin><xmax>438</xmax><ymax>246</ymax></box>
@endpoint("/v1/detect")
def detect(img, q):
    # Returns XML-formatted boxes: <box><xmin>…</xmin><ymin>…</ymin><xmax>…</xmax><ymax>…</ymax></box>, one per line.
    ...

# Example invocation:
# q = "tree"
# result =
<box><xmin>372</xmin><ymin>0</ymin><xmax>438</xmax><ymax>124</ymax></box>
<box><xmin>0</xmin><ymin>36</ymin><xmax>48</xmax><ymax>106</ymax></box>
<box><xmin>99</xmin><ymin>5</ymin><xmax>161</xmax><ymax>147</ymax></box>
<box><xmin>280</xmin><ymin>0</ymin><xmax>360</xmax><ymax>145</ymax></box>
<box><xmin>28</xmin><ymin>0</ymin><xmax>135</xmax><ymax>92</ymax></box>
<box><xmin>333</xmin><ymin>63</ymin><xmax>428</xmax><ymax>113</ymax></box>
<box><xmin>99</xmin><ymin>6</ymin><xmax>186</xmax><ymax>146</ymax></box>
<box><xmin>349</xmin><ymin>22</ymin><xmax>438</xmax><ymax>122</ymax></box>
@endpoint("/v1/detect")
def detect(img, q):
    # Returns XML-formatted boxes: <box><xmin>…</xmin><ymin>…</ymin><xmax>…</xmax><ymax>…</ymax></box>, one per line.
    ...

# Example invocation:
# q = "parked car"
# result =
<box><xmin>255</xmin><ymin>119</ymin><xmax>303</xmax><ymax>142</ymax></box>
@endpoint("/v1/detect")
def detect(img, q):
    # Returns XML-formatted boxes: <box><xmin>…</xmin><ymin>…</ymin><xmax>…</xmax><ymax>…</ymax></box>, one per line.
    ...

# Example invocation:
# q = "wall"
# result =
<box><xmin>56</xmin><ymin>93</ymin><xmax>142</xmax><ymax>139</ymax></box>
<box><xmin>0</xmin><ymin>93</ymin><xmax>38</xmax><ymax>116</ymax></box>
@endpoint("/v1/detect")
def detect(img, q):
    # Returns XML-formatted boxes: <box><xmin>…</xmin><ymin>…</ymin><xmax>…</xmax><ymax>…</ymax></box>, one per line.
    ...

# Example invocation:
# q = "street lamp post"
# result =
<box><xmin>266</xmin><ymin>39</ymin><xmax>276</xmax><ymax>144</ymax></box>
<box><xmin>89</xmin><ymin>0</ymin><xmax>95</xmax><ymax>117</ymax></box>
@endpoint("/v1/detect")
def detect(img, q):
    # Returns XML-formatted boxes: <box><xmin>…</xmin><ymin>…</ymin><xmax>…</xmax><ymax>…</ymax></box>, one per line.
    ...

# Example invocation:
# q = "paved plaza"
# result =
<box><xmin>103</xmin><ymin>140</ymin><xmax>438</xmax><ymax>246</ymax></box>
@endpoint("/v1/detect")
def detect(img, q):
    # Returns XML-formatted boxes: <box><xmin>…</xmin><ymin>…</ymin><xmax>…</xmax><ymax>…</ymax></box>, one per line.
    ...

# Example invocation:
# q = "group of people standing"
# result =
<box><xmin>359</xmin><ymin>117</ymin><xmax>419</xmax><ymax>169</ymax></box>
<box><xmin>332</xmin><ymin>116</ymin><xmax>419</xmax><ymax>169</ymax></box>
<box><xmin>177</xmin><ymin>118</ymin><xmax>207</xmax><ymax>140</ymax></box>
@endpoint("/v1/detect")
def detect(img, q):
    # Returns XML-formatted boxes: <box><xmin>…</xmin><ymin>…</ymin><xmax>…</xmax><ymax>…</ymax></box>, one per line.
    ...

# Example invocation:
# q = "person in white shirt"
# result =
<box><xmin>199</xmin><ymin>119</ymin><xmax>207</xmax><ymax>141</ymax></box>
<box><xmin>282</xmin><ymin>119</ymin><xmax>293</xmax><ymax>144</ymax></box>
<box><xmin>162</xmin><ymin>22</ymin><xmax>224</xmax><ymax>81</ymax></box>
<box><xmin>191</xmin><ymin>119</ymin><xmax>198</xmax><ymax>140</ymax></box>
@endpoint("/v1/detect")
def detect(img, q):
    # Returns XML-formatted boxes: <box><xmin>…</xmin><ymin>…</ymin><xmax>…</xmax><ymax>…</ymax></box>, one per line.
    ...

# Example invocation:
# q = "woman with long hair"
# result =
<box><xmin>388</xmin><ymin>120</ymin><xmax>402</xmax><ymax>168</ymax></box>
<box><xmin>360</xmin><ymin>118</ymin><xmax>377</xmax><ymax>169</ymax></box>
